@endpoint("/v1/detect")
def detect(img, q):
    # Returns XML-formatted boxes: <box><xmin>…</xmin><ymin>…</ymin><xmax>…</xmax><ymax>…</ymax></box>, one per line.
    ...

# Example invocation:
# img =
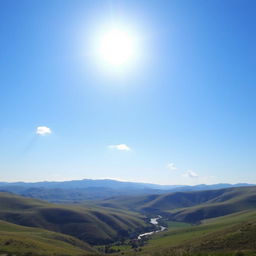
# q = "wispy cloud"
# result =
<box><xmin>183</xmin><ymin>170</ymin><xmax>198</xmax><ymax>178</ymax></box>
<box><xmin>167</xmin><ymin>163</ymin><xmax>177</xmax><ymax>171</ymax></box>
<box><xmin>108</xmin><ymin>144</ymin><xmax>131</xmax><ymax>151</ymax></box>
<box><xmin>36</xmin><ymin>126</ymin><xmax>52</xmax><ymax>135</ymax></box>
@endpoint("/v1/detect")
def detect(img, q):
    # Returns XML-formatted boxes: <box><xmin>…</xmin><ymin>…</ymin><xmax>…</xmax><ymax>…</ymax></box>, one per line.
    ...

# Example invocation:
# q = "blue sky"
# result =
<box><xmin>0</xmin><ymin>0</ymin><xmax>255</xmax><ymax>185</ymax></box>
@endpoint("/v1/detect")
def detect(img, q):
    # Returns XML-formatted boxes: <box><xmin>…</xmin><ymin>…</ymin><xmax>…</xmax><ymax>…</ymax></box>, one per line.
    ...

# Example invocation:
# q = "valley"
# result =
<box><xmin>0</xmin><ymin>181</ymin><xmax>256</xmax><ymax>256</ymax></box>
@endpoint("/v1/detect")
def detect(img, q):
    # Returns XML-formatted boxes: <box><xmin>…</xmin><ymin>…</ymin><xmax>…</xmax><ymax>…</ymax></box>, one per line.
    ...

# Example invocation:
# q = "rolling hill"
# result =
<box><xmin>136</xmin><ymin>210</ymin><xmax>256</xmax><ymax>256</ymax></box>
<box><xmin>98</xmin><ymin>186</ymin><xmax>256</xmax><ymax>223</ymax></box>
<box><xmin>0</xmin><ymin>192</ymin><xmax>150</xmax><ymax>245</ymax></box>
<box><xmin>160</xmin><ymin>186</ymin><xmax>256</xmax><ymax>223</ymax></box>
<box><xmin>0</xmin><ymin>220</ymin><xmax>96</xmax><ymax>256</ymax></box>
<box><xmin>1</xmin><ymin>185</ymin><xmax>256</xmax><ymax>255</ymax></box>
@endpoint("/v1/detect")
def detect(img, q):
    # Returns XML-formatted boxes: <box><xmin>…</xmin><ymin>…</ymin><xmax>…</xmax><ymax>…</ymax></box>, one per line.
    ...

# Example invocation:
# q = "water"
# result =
<box><xmin>138</xmin><ymin>216</ymin><xmax>167</xmax><ymax>239</ymax></box>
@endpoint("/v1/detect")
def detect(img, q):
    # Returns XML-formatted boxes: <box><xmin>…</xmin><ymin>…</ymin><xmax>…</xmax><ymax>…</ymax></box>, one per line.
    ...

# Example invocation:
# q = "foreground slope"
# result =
<box><xmin>137</xmin><ymin>210</ymin><xmax>256</xmax><ymax>256</ymax></box>
<box><xmin>0</xmin><ymin>220</ymin><xmax>96</xmax><ymax>256</ymax></box>
<box><xmin>0</xmin><ymin>192</ymin><xmax>149</xmax><ymax>245</ymax></box>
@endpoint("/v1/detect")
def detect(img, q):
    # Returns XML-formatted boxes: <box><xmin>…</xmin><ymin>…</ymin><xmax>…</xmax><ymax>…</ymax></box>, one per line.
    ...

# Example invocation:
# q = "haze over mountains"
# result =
<box><xmin>0</xmin><ymin>179</ymin><xmax>254</xmax><ymax>203</ymax></box>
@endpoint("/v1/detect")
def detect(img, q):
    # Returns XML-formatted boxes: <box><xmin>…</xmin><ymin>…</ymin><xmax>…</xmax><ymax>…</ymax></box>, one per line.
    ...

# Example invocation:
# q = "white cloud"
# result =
<box><xmin>167</xmin><ymin>163</ymin><xmax>177</xmax><ymax>171</ymax></box>
<box><xmin>183</xmin><ymin>170</ymin><xmax>198</xmax><ymax>178</ymax></box>
<box><xmin>36</xmin><ymin>126</ymin><xmax>52</xmax><ymax>135</ymax></box>
<box><xmin>109</xmin><ymin>144</ymin><xmax>131</xmax><ymax>151</ymax></box>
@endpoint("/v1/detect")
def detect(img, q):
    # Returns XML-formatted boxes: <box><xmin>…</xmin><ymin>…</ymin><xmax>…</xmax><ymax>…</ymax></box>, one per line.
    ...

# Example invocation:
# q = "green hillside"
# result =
<box><xmin>0</xmin><ymin>192</ymin><xmax>149</xmax><ymax>245</ymax></box>
<box><xmin>1</xmin><ymin>187</ymin><xmax>256</xmax><ymax>256</ymax></box>
<box><xmin>98</xmin><ymin>186</ymin><xmax>256</xmax><ymax>222</ymax></box>
<box><xmin>97</xmin><ymin>189</ymin><xmax>229</xmax><ymax>212</ymax></box>
<box><xmin>166</xmin><ymin>187</ymin><xmax>256</xmax><ymax>223</ymax></box>
<box><xmin>135</xmin><ymin>210</ymin><xmax>256</xmax><ymax>256</ymax></box>
<box><xmin>0</xmin><ymin>220</ymin><xmax>97</xmax><ymax>256</ymax></box>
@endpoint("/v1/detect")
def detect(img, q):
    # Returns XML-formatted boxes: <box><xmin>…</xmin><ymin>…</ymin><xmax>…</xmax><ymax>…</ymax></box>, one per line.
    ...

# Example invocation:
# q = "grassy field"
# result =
<box><xmin>0</xmin><ymin>220</ymin><xmax>97</xmax><ymax>256</ymax></box>
<box><xmin>121</xmin><ymin>210</ymin><xmax>256</xmax><ymax>256</ymax></box>
<box><xmin>166</xmin><ymin>221</ymin><xmax>192</xmax><ymax>230</ymax></box>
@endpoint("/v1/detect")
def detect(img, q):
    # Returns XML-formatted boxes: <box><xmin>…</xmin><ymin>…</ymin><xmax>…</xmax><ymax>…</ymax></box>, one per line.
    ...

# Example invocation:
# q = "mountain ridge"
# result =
<box><xmin>0</xmin><ymin>179</ymin><xmax>253</xmax><ymax>190</ymax></box>
<box><xmin>0</xmin><ymin>179</ymin><xmax>254</xmax><ymax>203</ymax></box>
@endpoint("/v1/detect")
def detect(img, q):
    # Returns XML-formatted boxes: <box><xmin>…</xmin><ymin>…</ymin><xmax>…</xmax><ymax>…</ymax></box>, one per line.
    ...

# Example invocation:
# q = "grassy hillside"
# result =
<box><xmin>98</xmin><ymin>186</ymin><xmax>256</xmax><ymax>222</ymax></box>
<box><xmin>98</xmin><ymin>194</ymin><xmax>160</xmax><ymax>212</ymax></box>
<box><xmin>1</xmin><ymin>187</ymin><xmax>256</xmax><ymax>255</ymax></box>
<box><xmin>126</xmin><ymin>210</ymin><xmax>256</xmax><ymax>256</ymax></box>
<box><xmin>97</xmin><ymin>189</ymin><xmax>230</xmax><ymax>212</ymax></box>
<box><xmin>166</xmin><ymin>186</ymin><xmax>256</xmax><ymax>223</ymax></box>
<box><xmin>0</xmin><ymin>192</ymin><xmax>149</xmax><ymax>245</ymax></box>
<box><xmin>0</xmin><ymin>220</ymin><xmax>97</xmax><ymax>256</ymax></box>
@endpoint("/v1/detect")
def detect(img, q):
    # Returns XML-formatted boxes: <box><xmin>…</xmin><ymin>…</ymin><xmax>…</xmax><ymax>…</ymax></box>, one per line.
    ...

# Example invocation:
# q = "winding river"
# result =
<box><xmin>138</xmin><ymin>216</ymin><xmax>167</xmax><ymax>240</ymax></box>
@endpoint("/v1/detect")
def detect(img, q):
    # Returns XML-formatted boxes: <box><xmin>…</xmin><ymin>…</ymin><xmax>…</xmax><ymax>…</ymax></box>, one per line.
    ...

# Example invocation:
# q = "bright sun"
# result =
<box><xmin>99</xmin><ymin>29</ymin><xmax>135</xmax><ymax>66</ymax></box>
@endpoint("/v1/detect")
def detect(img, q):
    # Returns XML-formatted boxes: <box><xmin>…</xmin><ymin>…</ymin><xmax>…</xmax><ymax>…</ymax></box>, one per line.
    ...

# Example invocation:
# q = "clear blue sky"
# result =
<box><xmin>0</xmin><ymin>0</ymin><xmax>255</xmax><ymax>185</ymax></box>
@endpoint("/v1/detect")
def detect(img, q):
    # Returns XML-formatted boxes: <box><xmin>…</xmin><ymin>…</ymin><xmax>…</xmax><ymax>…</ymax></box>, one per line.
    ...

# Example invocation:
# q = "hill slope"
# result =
<box><xmin>98</xmin><ymin>186</ymin><xmax>256</xmax><ymax>222</ymax></box>
<box><xmin>138</xmin><ymin>210</ymin><xmax>256</xmax><ymax>256</ymax></box>
<box><xmin>165</xmin><ymin>186</ymin><xmax>256</xmax><ymax>223</ymax></box>
<box><xmin>0</xmin><ymin>220</ymin><xmax>96</xmax><ymax>256</ymax></box>
<box><xmin>0</xmin><ymin>192</ymin><xmax>149</xmax><ymax>245</ymax></box>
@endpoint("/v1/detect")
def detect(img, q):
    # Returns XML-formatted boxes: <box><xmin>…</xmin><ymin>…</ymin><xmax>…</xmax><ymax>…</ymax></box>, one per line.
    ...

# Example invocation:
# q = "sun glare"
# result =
<box><xmin>98</xmin><ymin>29</ymin><xmax>136</xmax><ymax>66</ymax></box>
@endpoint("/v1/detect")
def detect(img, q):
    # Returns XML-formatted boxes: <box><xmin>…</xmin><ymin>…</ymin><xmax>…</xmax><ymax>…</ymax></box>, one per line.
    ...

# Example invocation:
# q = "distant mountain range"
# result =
<box><xmin>0</xmin><ymin>179</ymin><xmax>254</xmax><ymax>203</ymax></box>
